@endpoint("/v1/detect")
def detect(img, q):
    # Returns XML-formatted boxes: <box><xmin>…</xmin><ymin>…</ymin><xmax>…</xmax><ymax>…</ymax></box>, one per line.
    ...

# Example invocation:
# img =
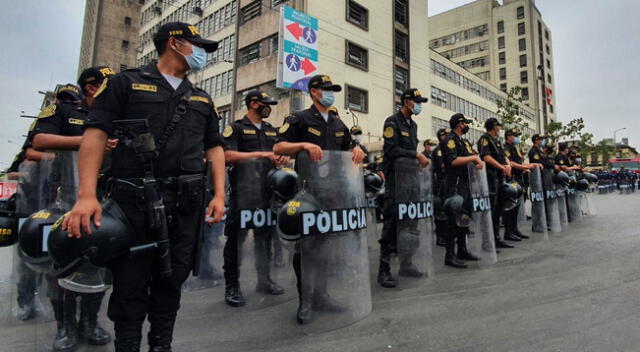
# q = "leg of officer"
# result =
<box><xmin>253</xmin><ymin>227</ymin><xmax>284</xmax><ymax>295</ymax></box>
<box><xmin>222</xmin><ymin>197</ymin><xmax>247</xmax><ymax>307</ymax></box>
<box><xmin>377</xmin><ymin>174</ymin><xmax>397</xmax><ymax>287</ymax></box>
<box><xmin>15</xmin><ymin>257</ymin><xmax>37</xmax><ymax>320</ymax></box>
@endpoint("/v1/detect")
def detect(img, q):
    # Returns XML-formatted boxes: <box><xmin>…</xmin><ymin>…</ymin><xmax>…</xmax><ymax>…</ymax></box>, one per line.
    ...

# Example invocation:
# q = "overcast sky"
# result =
<box><xmin>1</xmin><ymin>0</ymin><xmax>639</xmax><ymax>167</ymax></box>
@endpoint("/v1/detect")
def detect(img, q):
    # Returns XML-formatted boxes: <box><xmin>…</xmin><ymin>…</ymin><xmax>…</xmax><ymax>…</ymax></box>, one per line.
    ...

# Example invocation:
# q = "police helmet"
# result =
<box><xmin>583</xmin><ymin>172</ymin><xmax>598</xmax><ymax>184</ymax></box>
<box><xmin>553</xmin><ymin>171</ymin><xmax>570</xmax><ymax>187</ymax></box>
<box><xmin>277</xmin><ymin>192</ymin><xmax>321</xmax><ymax>241</ymax></box>
<box><xmin>0</xmin><ymin>210</ymin><xmax>18</xmax><ymax>247</ymax></box>
<box><xmin>576</xmin><ymin>179</ymin><xmax>589</xmax><ymax>191</ymax></box>
<box><xmin>48</xmin><ymin>200</ymin><xmax>133</xmax><ymax>276</ymax></box>
<box><xmin>364</xmin><ymin>172</ymin><xmax>383</xmax><ymax>194</ymax></box>
<box><xmin>568</xmin><ymin>175</ymin><xmax>578</xmax><ymax>189</ymax></box>
<box><xmin>267</xmin><ymin>168</ymin><xmax>298</xmax><ymax>202</ymax></box>
<box><xmin>18</xmin><ymin>208</ymin><xmax>67</xmax><ymax>271</ymax></box>
<box><xmin>499</xmin><ymin>182</ymin><xmax>522</xmax><ymax>212</ymax></box>
<box><xmin>443</xmin><ymin>195</ymin><xmax>470</xmax><ymax>228</ymax></box>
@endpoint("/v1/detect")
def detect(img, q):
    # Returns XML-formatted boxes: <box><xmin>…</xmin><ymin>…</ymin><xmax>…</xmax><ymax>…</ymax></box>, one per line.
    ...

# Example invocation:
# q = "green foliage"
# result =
<box><xmin>496</xmin><ymin>86</ymin><xmax>531</xmax><ymax>145</ymax></box>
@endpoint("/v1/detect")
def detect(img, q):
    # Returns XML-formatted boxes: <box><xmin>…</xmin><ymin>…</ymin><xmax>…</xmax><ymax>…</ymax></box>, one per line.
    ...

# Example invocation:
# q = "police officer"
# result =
<box><xmin>273</xmin><ymin>74</ymin><xmax>365</xmax><ymax>324</ymax></box>
<box><xmin>377</xmin><ymin>88</ymin><xmax>429</xmax><ymax>288</ymax></box>
<box><xmin>556</xmin><ymin>143</ymin><xmax>581</xmax><ymax>173</ymax></box>
<box><xmin>442</xmin><ymin>113</ymin><xmax>484</xmax><ymax>269</ymax></box>
<box><xmin>422</xmin><ymin>139</ymin><xmax>437</xmax><ymax>160</ymax></box>
<box><xmin>528</xmin><ymin>134</ymin><xmax>546</xmax><ymax>165</ymax></box>
<box><xmin>221</xmin><ymin>90</ymin><xmax>290</xmax><ymax>307</ymax></box>
<box><xmin>31</xmin><ymin>71</ymin><xmax>115</xmax><ymax>351</ymax></box>
<box><xmin>477</xmin><ymin>118</ymin><xmax>517</xmax><ymax>247</ymax></box>
<box><xmin>432</xmin><ymin>128</ymin><xmax>449</xmax><ymax>247</ymax></box>
<box><xmin>503</xmin><ymin>128</ymin><xmax>537</xmax><ymax>240</ymax></box>
<box><xmin>62</xmin><ymin>22</ymin><xmax>226</xmax><ymax>351</ymax></box>
<box><xmin>350</xmin><ymin>125</ymin><xmax>371</xmax><ymax>166</ymax></box>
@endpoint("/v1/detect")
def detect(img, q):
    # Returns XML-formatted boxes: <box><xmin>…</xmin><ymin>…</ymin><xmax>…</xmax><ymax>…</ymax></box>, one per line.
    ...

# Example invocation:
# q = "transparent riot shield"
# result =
<box><xmin>393</xmin><ymin>158</ymin><xmax>433</xmax><ymax>287</ymax></box>
<box><xmin>578</xmin><ymin>189</ymin><xmax>597</xmax><ymax>217</ymax></box>
<box><xmin>556</xmin><ymin>185</ymin><xmax>569</xmax><ymax>228</ymax></box>
<box><xmin>528</xmin><ymin>168</ymin><xmax>548</xmax><ymax>241</ymax></box>
<box><xmin>233</xmin><ymin>158</ymin><xmax>295</xmax><ymax>309</ymax></box>
<box><xmin>542</xmin><ymin>169</ymin><xmax>562</xmax><ymax>233</ymax></box>
<box><xmin>619</xmin><ymin>180</ymin><xmax>631</xmax><ymax>194</ymax></box>
<box><xmin>297</xmin><ymin>151</ymin><xmax>371</xmax><ymax>332</ymax></box>
<box><xmin>182</xmin><ymin>221</ymin><xmax>226</xmax><ymax>292</ymax></box>
<box><xmin>467</xmin><ymin>164</ymin><xmax>497</xmax><ymax>265</ymax></box>
<box><xmin>566</xmin><ymin>173</ymin><xmax>583</xmax><ymax>223</ymax></box>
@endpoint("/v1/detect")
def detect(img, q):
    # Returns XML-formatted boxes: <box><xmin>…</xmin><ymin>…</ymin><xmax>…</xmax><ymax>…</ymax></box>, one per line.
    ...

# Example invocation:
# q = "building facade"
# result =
<box><xmin>429</xmin><ymin>0</ymin><xmax>556</xmax><ymax>134</ymax></box>
<box><xmin>78</xmin><ymin>0</ymin><xmax>142</xmax><ymax>75</ymax></box>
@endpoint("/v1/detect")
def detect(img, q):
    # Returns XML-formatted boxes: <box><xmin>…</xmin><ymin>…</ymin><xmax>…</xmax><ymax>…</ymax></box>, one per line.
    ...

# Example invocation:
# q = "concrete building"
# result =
<box><xmin>429</xmin><ymin>0</ymin><xmax>556</xmax><ymax>134</ymax></box>
<box><xmin>78</xmin><ymin>0</ymin><xmax>142</xmax><ymax>75</ymax></box>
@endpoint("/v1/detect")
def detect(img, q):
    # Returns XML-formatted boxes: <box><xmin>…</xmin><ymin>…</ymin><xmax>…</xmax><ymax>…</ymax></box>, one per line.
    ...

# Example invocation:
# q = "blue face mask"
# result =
<box><xmin>541</xmin><ymin>140</ymin><xmax>547</xmax><ymax>147</ymax></box>
<box><xmin>412</xmin><ymin>103</ymin><xmax>423</xmax><ymax>115</ymax></box>
<box><xmin>180</xmin><ymin>43</ymin><xmax>207</xmax><ymax>71</ymax></box>
<box><xmin>319</xmin><ymin>91</ymin><xmax>335</xmax><ymax>108</ymax></box>
<box><xmin>514</xmin><ymin>136</ymin><xmax>521</xmax><ymax>144</ymax></box>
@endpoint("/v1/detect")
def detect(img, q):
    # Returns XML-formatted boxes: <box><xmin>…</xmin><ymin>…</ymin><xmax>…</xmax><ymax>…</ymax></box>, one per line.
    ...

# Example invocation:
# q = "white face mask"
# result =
<box><xmin>354</xmin><ymin>135</ymin><xmax>363</xmax><ymax>142</ymax></box>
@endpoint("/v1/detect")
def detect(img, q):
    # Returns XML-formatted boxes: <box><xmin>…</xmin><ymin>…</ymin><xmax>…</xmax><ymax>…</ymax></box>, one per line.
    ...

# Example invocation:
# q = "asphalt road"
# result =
<box><xmin>2</xmin><ymin>191</ymin><xmax>639</xmax><ymax>352</ymax></box>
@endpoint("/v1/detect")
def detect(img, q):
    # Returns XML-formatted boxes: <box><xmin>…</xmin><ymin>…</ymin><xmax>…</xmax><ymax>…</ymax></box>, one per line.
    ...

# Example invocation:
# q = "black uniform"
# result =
<box><xmin>277</xmin><ymin>104</ymin><xmax>352</xmax><ymax>299</ymax></box>
<box><xmin>555</xmin><ymin>153</ymin><xmax>571</xmax><ymax>168</ymax></box>
<box><xmin>504</xmin><ymin>141</ymin><xmax>525</xmax><ymax>237</ymax></box>
<box><xmin>379</xmin><ymin>111</ymin><xmax>418</xmax><ymax>269</ymax></box>
<box><xmin>222</xmin><ymin>116</ymin><xmax>280</xmax><ymax>286</ymax></box>
<box><xmin>477</xmin><ymin>133</ymin><xmax>508</xmax><ymax>241</ymax></box>
<box><xmin>528</xmin><ymin>146</ymin><xmax>545</xmax><ymax>165</ymax></box>
<box><xmin>84</xmin><ymin>62</ymin><xmax>223</xmax><ymax>347</ymax></box>
<box><xmin>432</xmin><ymin>145</ymin><xmax>447</xmax><ymax>242</ymax></box>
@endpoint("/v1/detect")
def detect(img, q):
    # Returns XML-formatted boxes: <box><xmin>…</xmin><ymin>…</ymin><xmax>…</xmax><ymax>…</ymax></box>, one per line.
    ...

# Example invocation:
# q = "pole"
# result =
<box><xmin>613</xmin><ymin>127</ymin><xmax>626</xmax><ymax>158</ymax></box>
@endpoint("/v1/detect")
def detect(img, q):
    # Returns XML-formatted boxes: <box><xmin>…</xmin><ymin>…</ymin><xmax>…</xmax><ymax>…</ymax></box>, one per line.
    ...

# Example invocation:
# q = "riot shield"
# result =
<box><xmin>233</xmin><ymin>158</ymin><xmax>295</xmax><ymax>309</ymax></box>
<box><xmin>467</xmin><ymin>164</ymin><xmax>497</xmax><ymax>265</ymax></box>
<box><xmin>578</xmin><ymin>189</ymin><xmax>597</xmax><ymax>217</ymax></box>
<box><xmin>566</xmin><ymin>172</ymin><xmax>583</xmax><ymax>223</ymax></box>
<box><xmin>542</xmin><ymin>169</ymin><xmax>562</xmax><ymax>233</ymax></box>
<box><xmin>528</xmin><ymin>168</ymin><xmax>548</xmax><ymax>241</ymax></box>
<box><xmin>619</xmin><ymin>180</ymin><xmax>631</xmax><ymax>194</ymax></box>
<box><xmin>182</xmin><ymin>221</ymin><xmax>226</xmax><ymax>292</ymax></box>
<box><xmin>297</xmin><ymin>151</ymin><xmax>371</xmax><ymax>332</ymax></box>
<box><xmin>392</xmin><ymin>158</ymin><xmax>433</xmax><ymax>287</ymax></box>
<box><xmin>556</xmin><ymin>185</ymin><xmax>569</xmax><ymax>228</ymax></box>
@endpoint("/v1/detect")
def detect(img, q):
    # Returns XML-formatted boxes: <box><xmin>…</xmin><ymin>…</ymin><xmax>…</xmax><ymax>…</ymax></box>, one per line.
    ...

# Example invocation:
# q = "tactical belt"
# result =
<box><xmin>110</xmin><ymin>177</ymin><xmax>178</xmax><ymax>192</ymax></box>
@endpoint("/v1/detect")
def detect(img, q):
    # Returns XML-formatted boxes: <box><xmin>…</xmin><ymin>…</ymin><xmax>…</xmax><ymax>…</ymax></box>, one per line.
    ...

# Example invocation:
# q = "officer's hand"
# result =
<box><xmin>275</xmin><ymin>155</ymin><xmax>291</xmax><ymax>166</ymax></box>
<box><xmin>503</xmin><ymin>164</ymin><xmax>512</xmax><ymax>178</ymax></box>
<box><xmin>303</xmin><ymin>143</ymin><xmax>323</xmax><ymax>162</ymax></box>
<box><xmin>262</xmin><ymin>152</ymin><xmax>278</xmax><ymax>165</ymax></box>
<box><xmin>417</xmin><ymin>152</ymin><xmax>429</xmax><ymax>168</ymax></box>
<box><xmin>205</xmin><ymin>195</ymin><xmax>225</xmax><ymax>224</ymax></box>
<box><xmin>62</xmin><ymin>196</ymin><xmax>102</xmax><ymax>239</ymax></box>
<box><xmin>105</xmin><ymin>139</ymin><xmax>119</xmax><ymax>152</ymax></box>
<box><xmin>352</xmin><ymin>146</ymin><xmax>365</xmax><ymax>164</ymax></box>
<box><xmin>475</xmin><ymin>158</ymin><xmax>485</xmax><ymax>170</ymax></box>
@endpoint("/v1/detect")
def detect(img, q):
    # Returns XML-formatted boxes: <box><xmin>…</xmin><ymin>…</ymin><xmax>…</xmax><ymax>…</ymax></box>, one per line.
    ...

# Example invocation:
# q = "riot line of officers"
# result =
<box><xmin>0</xmin><ymin>21</ymin><xmax>602</xmax><ymax>352</ymax></box>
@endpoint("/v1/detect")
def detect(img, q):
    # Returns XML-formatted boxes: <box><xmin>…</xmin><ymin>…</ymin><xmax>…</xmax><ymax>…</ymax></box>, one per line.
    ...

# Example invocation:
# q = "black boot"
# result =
<box><xmin>256</xmin><ymin>275</ymin><xmax>285</xmax><ymax>295</ymax></box>
<box><xmin>296</xmin><ymin>300</ymin><xmax>312</xmax><ymax>324</ymax></box>
<box><xmin>114</xmin><ymin>338</ymin><xmax>141</xmax><ymax>352</ymax></box>
<box><xmin>457</xmin><ymin>233</ymin><xmax>479</xmax><ymax>261</ymax></box>
<box><xmin>444</xmin><ymin>239</ymin><xmax>466</xmax><ymax>269</ymax></box>
<box><xmin>53</xmin><ymin>291</ymin><xmax>78</xmax><ymax>352</ymax></box>
<box><xmin>377</xmin><ymin>258</ymin><xmax>396</xmax><ymax>288</ymax></box>
<box><xmin>513</xmin><ymin>230</ymin><xmax>529</xmax><ymax>239</ymax></box>
<box><xmin>504</xmin><ymin>233</ymin><xmax>522</xmax><ymax>241</ymax></box>
<box><xmin>79</xmin><ymin>293</ymin><xmax>112</xmax><ymax>345</ymax></box>
<box><xmin>224</xmin><ymin>283</ymin><xmax>246</xmax><ymax>307</ymax></box>
<box><xmin>495</xmin><ymin>239</ymin><xmax>514</xmax><ymax>248</ymax></box>
<box><xmin>313</xmin><ymin>292</ymin><xmax>347</xmax><ymax>313</ymax></box>
<box><xmin>436</xmin><ymin>236</ymin><xmax>447</xmax><ymax>247</ymax></box>
<box><xmin>148</xmin><ymin>320</ymin><xmax>175</xmax><ymax>352</ymax></box>
<box><xmin>399</xmin><ymin>261</ymin><xmax>424</xmax><ymax>278</ymax></box>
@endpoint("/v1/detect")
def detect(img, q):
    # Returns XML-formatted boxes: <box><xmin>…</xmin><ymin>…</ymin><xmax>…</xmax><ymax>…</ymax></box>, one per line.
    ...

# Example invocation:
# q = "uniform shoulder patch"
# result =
<box><xmin>94</xmin><ymin>78</ymin><xmax>108</xmax><ymax>98</ymax></box>
<box><xmin>383</xmin><ymin>126</ymin><xmax>394</xmax><ymax>138</ymax></box>
<box><xmin>437</xmin><ymin>150</ymin><xmax>442</xmax><ymax>156</ymax></box>
<box><xmin>28</xmin><ymin>120</ymin><xmax>37</xmax><ymax>131</ymax></box>
<box><xmin>481</xmin><ymin>138</ymin><xmax>489</xmax><ymax>147</ymax></box>
<box><xmin>534</xmin><ymin>154</ymin><xmax>540</xmax><ymax>160</ymax></box>
<box><xmin>222</xmin><ymin>125</ymin><xmax>233</xmax><ymax>138</ymax></box>
<box><xmin>505</xmin><ymin>151</ymin><xmax>511</xmax><ymax>158</ymax></box>
<box><xmin>559</xmin><ymin>159</ymin><xmax>564</xmax><ymax>165</ymax></box>
<box><xmin>447</xmin><ymin>139</ymin><xmax>456</xmax><ymax>149</ymax></box>
<box><xmin>279</xmin><ymin>122</ymin><xmax>290</xmax><ymax>134</ymax></box>
<box><xmin>37</xmin><ymin>104</ymin><xmax>56</xmax><ymax>119</ymax></box>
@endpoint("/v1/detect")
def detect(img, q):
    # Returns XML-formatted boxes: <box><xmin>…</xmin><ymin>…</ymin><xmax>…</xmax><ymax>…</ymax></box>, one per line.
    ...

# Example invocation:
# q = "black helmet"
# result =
<box><xmin>277</xmin><ymin>192</ymin><xmax>321</xmax><ymax>241</ymax></box>
<box><xmin>576</xmin><ymin>178</ymin><xmax>589</xmax><ymax>191</ymax></box>
<box><xmin>568</xmin><ymin>175</ymin><xmax>577</xmax><ymax>188</ymax></box>
<box><xmin>443</xmin><ymin>195</ymin><xmax>470</xmax><ymax>227</ymax></box>
<box><xmin>499</xmin><ymin>182</ymin><xmax>522</xmax><ymax>211</ymax></box>
<box><xmin>364</xmin><ymin>172</ymin><xmax>383</xmax><ymax>194</ymax></box>
<box><xmin>48</xmin><ymin>200</ymin><xmax>133</xmax><ymax>276</ymax></box>
<box><xmin>0</xmin><ymin>210</ymin><xmax>18</xmax><ymax>247</ymax></box>
<box><xmin>18</xmin><ymin>207</ymin><xmax>66</xmax><ymax>271</ymax></box>
<box><xmin>553</xmin><ymin>171</ymin><xmax>570</xmax><ymax>186</ymax></box>
<box><xmin>433</xmin><ymin>196</ymin><xmax>447</xmax><ymax>221</ymax></box>
<box><xmin>583</xmin><ymin>172</ymin><xmax>598</xmax><ymax>184</ymax></box>
<box><xmin>267</xmin><ymin>168</ymin><xmax>298</xmax><ymax>202</ymax></box>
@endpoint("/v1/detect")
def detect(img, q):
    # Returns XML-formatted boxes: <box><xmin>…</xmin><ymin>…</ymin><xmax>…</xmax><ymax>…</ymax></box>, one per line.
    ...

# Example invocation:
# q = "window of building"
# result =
<box><xmin>517</xmin><ymin>6</ymin><xmax>525</xmax><ymax>20</ymax></box>
<box><xmin>546</xmin><ymin>44</ymin><xmax>550</xmax><ymax>55</ymax></box>
<box><xmin>458</xmin><ymin>56</ymin><xmax>489</xmax><ymax>69</ymax></box>
<box><xmin>119</xmin><ymin>64</ymin><xmax>128</xmax><ymax>72</ymax></box>
<box><xmin>238</xmin><ymin>42</ymin><xmax>261</xmax><ymax>66</ymax></box>
<box><xmin>498</xmin><ymin>52</ymin><xmax>506</xmax><ymax>65</ymax></box>
<box><xmin>345</xmin><ymin>40</ymin><xmax>368</xmax><ymax>70</ymax></box>
<box><xmin>394</xmin><ymin>0</ymin><xmax>408</xmax><ymax>26</ymax></box>
<box><xmin>500</xmin><ymin>68</ymin><xmax>506</xmax><ymax>80</ymax></box>
<box><xmin>345</xmin><ymin>85</ymin><xmax>368</xmax><ymax>113</ymax></box>
<box><xmin>519</xmin><ymin>38</ymin><xmax>526</xmax><ymax>51</ymax></box>
<box><xmin>439</xmin><ymin>40</ymin><xmax>488</xmax><ymax>60</ymax></box>
<box><xmin>545</xmin><ymin>30</ymin><xmax>550</xmax><ymax>40</ymax></box>
<box><xmin>497</xmin><ymin>21</ymin><xmax>504</xmax><ymax>34</ymax></box>
<box><xmin>124</xmin><ymin>16</ymin><xmax>132</xmax><ymax>26</ymax></box>
<box><xmin>549</xmin><ymin>104</ymin><xmax>554</xmax><ymax>113</ymax></box>
<box><xmin>500</xmin><ymin>83</ymin><xmax>507</xmax><ymax>92</ymax></box>
<box><xmin>498</xmin><ymin>36</ymin><xmax>505</xmax><ymax>49</ymax></box>
<box><xmin>268</xmin><ymin>35</ymin><xmax>278</xmax><ymax>56</ymax></box>
<box><xmin>546</xmin><ymin>59</ymin><xmax>551</xmax><ymax>69</ymax></box>
<box><xmin>394</xmin><ymin>31</ymin><xmax>408</xmax><ymax>62</ymax></box>
<box><xmin>547</xmin><ymin>74</ymin><xmax>552</xmax><ymax>84</ymax></box>
<box><xmin>520</xmin><ymin>70</ymin><xmax>528</xmax><ymax>84</ymax></box>
<box><xmin>271</xmin><ymin>0</ymin><xmax>288</xmax><ymax>7</ymax></box>
<box><xmin>521</xmin><ymin>87</ymin><xmax>529</xmax><ymax>100</ymax></box>
<box><xmin>476</xmin><ymin>71</ymin><xmax>490</xmax><ymax>81</ymax></box>
<box><xmin>519</xmin><ymin>54</ymin><xmax>527</xmax><ymax>67</ymax></box>
<box><xmin>429</xmin><ymin>24</ymin><xmax>488</xmax><ymax>48</ymax></box>
<box><xmin>241</xmin><ymin>1</ymin><xmax>261</xmax><ymax>24</ymax></box>
<box><xmin>394</xmin><ymin>66</ymin><xmax>409</xmax><ymax>96</ymax></box>
<box><xmin>346</xmin><ymin>0</ymin><xmax>368</xmax><ymax>30</ymax></box>
<box><xmin>121</xmin><ymin>40</ymin><xmax>129</xmax><ymax>50</ymax></box>
<box><xmin>518</xmin><ymin>22</ymin><xmax>525</xmax><ymax>36</ymax></box>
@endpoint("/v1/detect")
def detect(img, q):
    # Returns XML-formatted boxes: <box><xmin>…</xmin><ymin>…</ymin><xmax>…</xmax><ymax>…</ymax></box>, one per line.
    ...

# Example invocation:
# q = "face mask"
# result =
<box><xmin>541</xmin><ymin>140</ymin><xmax>547</xmax><ymax>147</ymax></box>
<box><xmin>354</xmin><ymin>135</ymin><xmax>363</xmax><ymax>142</ymax></box>
<box><xmin>179</xmin><ymin>42</ymin><xmax>207</xmax><ymax>71</ymax></box>
<box><xmin>462</xmin><ymin>125</ymin><xmax>470</xmax><ymax>134</ymax></box>
<box><xmin>514</xmin><ymin>136</ymin><xmax>521</xmax><ymax>144</ymax></box>
<box><xmin>319</xmin><ymin>91</ymin><xmax>335</xmax><ymax>108</ymax></box>
<box><xmin>411</xmin><ymin>103</ymin><xmax>423</xmax><ymax>115</ymax></box>
<box><xmin>257</xmin><ymin>104</ymin><xmax>271</xmax><ymax>118</ymax></box>
<box><xmin>575</xmin><ymin>158</ymin><xmax>582</xmax><ymax>163</ymax></box>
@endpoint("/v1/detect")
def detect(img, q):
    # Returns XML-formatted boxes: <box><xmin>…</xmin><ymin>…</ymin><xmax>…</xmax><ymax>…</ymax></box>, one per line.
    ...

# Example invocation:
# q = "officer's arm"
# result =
<box><xmin>33</xmin><ymin>134</ymin><xmax>82</xmax><ymax>150</ymax></box>
<box><xmin>222</xmin><ymin>125</ymin><xmax>271</xmax><ymax>164</ymax></box>
<box><xmin>32</xmin><ymin>104</ymin><xmax>83</xmax><ymax>150</ymax></box>
<box><xmin>77</xmin><ymin>128</ymin><xmax>107</xmax><ymax>200</ymax></box>
<box><xmin>443</xmin><ymin>138</ymin><xmax>478</xmax><ymax>167</ymax></box>
<box><xmin>478</xmin><ymin>137</ymin><xmax>504</xmax><ymax>170</ymax></box>
<box><xmin>273</xmin><ymin>115</ymin><xmax>320</xmax><ymax>158</ymax></box>
<box><xmin>382</xmin><ymin>122</ymin><xmax>419</xmax><ymax>159</ymax></box>
<box><xmin>24</xmin><ymin>147</ymin><xmax>54</xmax><ymax>161</ymax></box>
<box><xmin>206</xmin><ymin>146</ymin><xmax>226</xmax><ymax>222</ymax></box>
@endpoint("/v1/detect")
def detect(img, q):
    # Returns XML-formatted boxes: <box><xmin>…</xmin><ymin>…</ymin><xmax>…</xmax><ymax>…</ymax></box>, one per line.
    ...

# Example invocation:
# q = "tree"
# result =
<box><xmin>496</xmin><ymin>86</ymin><xmax>531</xmax><ymax>145</ymax></box>
<box><xmin>545</xmin><ymin>121</ymin><xmax>563</xmax><ymax>144</ymax></box>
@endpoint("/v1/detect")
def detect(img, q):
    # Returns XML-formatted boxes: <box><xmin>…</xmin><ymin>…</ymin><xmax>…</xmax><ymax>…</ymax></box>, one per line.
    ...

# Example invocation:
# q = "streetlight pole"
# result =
<box><xmin>613</xmin><ymin>127</ymin><xmax>627</xmax><ymax>158</ymax></box>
